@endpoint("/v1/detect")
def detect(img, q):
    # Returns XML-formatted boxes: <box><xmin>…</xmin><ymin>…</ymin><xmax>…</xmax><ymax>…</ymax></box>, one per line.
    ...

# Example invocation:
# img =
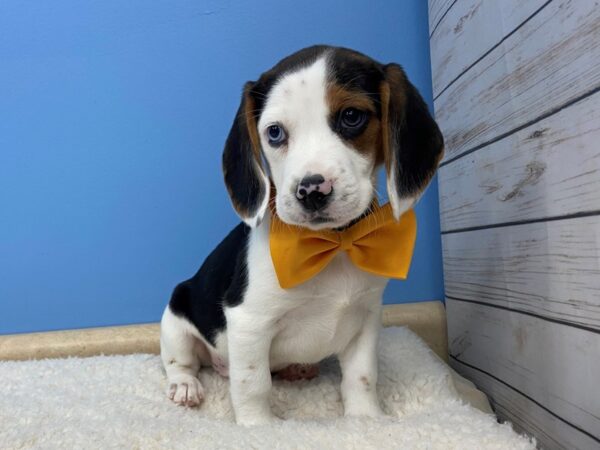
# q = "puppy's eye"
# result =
<box><xmin>267</xmin><ymin>125</ymin><xmax>287</xmax><ymax>146</ymax></box>
<box><xmin>340</xmin><ymin>108</ymin><xmax>366</xmax><ymax>129</ymax></box>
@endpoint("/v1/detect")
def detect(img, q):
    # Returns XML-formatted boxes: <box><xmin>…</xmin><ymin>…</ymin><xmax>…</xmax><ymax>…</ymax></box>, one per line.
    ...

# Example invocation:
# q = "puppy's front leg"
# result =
<box><xmin>338</xmin><ymin>307</ymin><xmax>383</xmax><ymax>418</ymax></box>
<box><xmin>227</xmin><ymin>313</ymin><xmax>275</xmax><ymax>426</ymax></box>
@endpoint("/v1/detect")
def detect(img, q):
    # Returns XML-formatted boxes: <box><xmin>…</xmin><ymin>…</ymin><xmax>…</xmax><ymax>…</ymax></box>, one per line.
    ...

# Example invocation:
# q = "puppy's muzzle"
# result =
<box><xmin>295</xmin><ymin>174</ymin><xmax>333</xmax><ymax>212</ymax></box>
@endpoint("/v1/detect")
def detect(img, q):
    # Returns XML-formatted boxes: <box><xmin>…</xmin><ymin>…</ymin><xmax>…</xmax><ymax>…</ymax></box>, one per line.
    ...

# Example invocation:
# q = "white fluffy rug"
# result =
<box><xmin>0</xmin><ymin>327</ymin><xmax>534</xmax><ymax>449</ymax></box>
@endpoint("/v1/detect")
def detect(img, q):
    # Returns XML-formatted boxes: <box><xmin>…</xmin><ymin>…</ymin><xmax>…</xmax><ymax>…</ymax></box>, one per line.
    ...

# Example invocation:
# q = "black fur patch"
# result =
<box><xmin>383</xmin><ymin>63</ymin><xmax>444</xmax><ymax>197</ymax></box>
<box><xmin>329</xmin><ymin>48</ymin><xmax>443</xmax><ymax>197</ymax></box>
<box><xmin>222</xmin><ymin>94</ymin><xmax>266</xmax><ymax>221</ymax></box>
<box><xmin>169</xmin><ymin>223</ymin><xmax>250</xmax><ymax>345</ymax></box>
<box><xmin>328</xmin><ymin>47</ymin><xmax>385</xmax><ymax>113</ymax></box>
<box><xmin>396</xmin><ymin>83</ymin><xmax>444</xmax><ymax>196</ymax></box>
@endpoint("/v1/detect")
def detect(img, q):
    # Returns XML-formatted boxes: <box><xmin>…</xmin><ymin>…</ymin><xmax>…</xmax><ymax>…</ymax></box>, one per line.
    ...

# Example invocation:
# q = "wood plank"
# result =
<box><xmin>447</xmin><ymin>300</ymin><xmax>600</xmax><ymax>446</ymax></box>
<box><xmin>438</xmin><ymin>91</ymin><xmax>600</xmax><ymax>231</ymax></box>
<box><xmin>433</xmin><ymin>0</ymin><xmax>600</xmax><ymax>162</ymax></box>
<box><xmin>429</xmin><ymin>0</ymin><xmax>455</xmax><ymax>34</ymax></box>
<box><xmin>430</xmin><ymin>0</ymin><xmax>548</xmax><ymax>97</ymax></box>
<box><xmin>452</xmin><ymin>358</ymin><xmax>600</xmax><ymax>450</ymax></box>
<box><xmin>442</xmin><ymin>216</ymin><xmax>600</xmax><ymax>329</ymax></box>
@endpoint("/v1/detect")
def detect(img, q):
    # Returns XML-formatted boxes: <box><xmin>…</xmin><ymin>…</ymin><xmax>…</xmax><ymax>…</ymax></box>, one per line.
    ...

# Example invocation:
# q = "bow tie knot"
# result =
<box><xmin>338</xmin><ymin>231</ymin><xmax>354</xmax><ymax>251</ymax></box>
<box><xmin>269</xmin><ymin>203</ymin><xmax>417</xmax><ymax>289</ymax></box>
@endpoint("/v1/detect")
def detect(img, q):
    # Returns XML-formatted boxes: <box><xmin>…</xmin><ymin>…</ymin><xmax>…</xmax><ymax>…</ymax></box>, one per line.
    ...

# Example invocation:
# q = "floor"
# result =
<box><xmin>0</xmin><ymin>327</ymin><xmax>535</xmax><ymax>450</ymax></box>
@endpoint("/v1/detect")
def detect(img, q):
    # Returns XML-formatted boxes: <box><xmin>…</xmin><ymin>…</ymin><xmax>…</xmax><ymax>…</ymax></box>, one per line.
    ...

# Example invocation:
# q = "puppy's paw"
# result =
<box><xmin>167</xmin><ymin>374</ymin><xmax>205</xmax><ymax>407</ymax></box>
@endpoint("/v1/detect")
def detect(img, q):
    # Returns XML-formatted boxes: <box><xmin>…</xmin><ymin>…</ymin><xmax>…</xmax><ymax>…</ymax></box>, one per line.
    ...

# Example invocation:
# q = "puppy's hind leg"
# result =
<box><xmin>160</xmin><ymin>305</ymin><xmax>208</xmax><ymax>407</ymax></box>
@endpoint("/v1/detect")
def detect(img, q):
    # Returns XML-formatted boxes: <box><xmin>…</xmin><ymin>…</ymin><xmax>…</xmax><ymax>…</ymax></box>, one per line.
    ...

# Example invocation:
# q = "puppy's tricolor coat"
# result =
<box><xmin>160</xmin><ymin>46</ymin><xmax>443</xmax><ymax>425</ymax></box>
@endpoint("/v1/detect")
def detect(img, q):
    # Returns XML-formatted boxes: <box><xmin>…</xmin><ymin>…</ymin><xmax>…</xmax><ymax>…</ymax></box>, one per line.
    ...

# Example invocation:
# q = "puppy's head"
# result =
<box><xmin>223</xmin><ymin>46</ymin><xmax>443</xmax><ymax>229</ymax></box>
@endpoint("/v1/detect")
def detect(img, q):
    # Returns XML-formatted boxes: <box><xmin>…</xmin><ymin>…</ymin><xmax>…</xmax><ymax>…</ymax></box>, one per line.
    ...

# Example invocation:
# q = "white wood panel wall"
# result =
<box><xmin>428</xmin><ymin>1</ymin><xmax>600</xmax><ymax>449</ymax></box>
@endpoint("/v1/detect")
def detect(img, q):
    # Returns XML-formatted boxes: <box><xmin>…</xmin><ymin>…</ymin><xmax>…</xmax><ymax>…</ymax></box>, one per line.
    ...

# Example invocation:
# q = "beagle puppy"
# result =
<box><xmin>160</xmin><ymin>45</ymin><xmax>443</xmax><ymax>426</ymax></box>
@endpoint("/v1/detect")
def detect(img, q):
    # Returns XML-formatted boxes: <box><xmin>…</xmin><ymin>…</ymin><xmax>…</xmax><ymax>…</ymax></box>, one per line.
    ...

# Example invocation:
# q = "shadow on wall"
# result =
<box><xmin>0</xmin><ymin>0</ymin><xmax>443</xmax><ymax>334</ymax></box>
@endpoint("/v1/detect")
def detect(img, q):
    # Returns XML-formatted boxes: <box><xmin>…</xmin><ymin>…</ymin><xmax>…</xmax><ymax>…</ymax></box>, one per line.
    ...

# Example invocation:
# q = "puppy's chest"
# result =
<box><xmin>265</xmin><ymin>248</ymin><xmax>386</xmax><ymax>315</ymax></box>
<box><xmin>272</xmin><ymin>293</ymin><xmax>368</xmax><ymax>361</ymax></box>
<box><xmin>227</xmin><ymin>224</ymin><xmax>387</xmax><ymax>365</ymax></box>
<box><xmin>268</xmin><ymin>256</ymin><xmax>386</xmax><ymax>365</ymax></box>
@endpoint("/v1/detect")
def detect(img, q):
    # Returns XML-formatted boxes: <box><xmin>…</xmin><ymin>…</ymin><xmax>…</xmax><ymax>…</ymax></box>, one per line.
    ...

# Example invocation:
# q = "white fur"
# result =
<box><xmin>258</xmin><ymin>56</ymin><xmax>375</xmax><ymax>231</ymax></box>
<box><xmin>160</xmin><ymin>213</ymin><xmax>387</xmax><ymax>425</ymax></box>
<box><xmin>226</xmin><ymin>214</ymin><xmax>386</xmax><ymax>424</ymax></box>
<box><xmin>161</xmin><ymin>56</ymin><xmax>391</xmax><ymax>425</ymax></box>
<box><xmin>386</xmin><ymin>159</ymin><xmax>417</xmax><ymax>220</ymax></box>
<box><xmin>160</xmin><ymin>307</ymin><xmax>208</xmax><ymax>406</ymax></box>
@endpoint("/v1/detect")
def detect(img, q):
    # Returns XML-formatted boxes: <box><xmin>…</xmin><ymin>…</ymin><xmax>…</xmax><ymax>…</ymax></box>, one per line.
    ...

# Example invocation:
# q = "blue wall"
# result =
<box><xmin>0</xmin><ymin>0</ymin><xmax>443</xmax><ymax>334</ymax></box>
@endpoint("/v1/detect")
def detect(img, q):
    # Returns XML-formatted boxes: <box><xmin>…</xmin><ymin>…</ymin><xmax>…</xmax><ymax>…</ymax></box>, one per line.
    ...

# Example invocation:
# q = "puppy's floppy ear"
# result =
<box><xmin>222</xmin><ymin>82</ymin><xmax>270</xmax><ymax>227</ymax></box>
<box><xmin>380</xmin><ymin>64</ymin><xmax>444</xmax><ymax>219</ymax></box>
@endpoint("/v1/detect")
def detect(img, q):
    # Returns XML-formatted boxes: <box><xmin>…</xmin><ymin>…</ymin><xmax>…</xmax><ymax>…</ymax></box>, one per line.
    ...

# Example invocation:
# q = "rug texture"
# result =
<box><xmin>0</xmin><ymin>327</ymin><xmax>535</xmax><ymax>449</ymax></box>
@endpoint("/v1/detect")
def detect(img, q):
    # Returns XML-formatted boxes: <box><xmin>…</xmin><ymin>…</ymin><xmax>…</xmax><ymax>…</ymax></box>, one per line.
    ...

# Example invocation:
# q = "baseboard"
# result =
<box><xmin>382</xmin><ymin>301</ymin><xmax>448</xmax><ymax>361</ymax></box>
<box><xmin>0</xmin><ymin>301</ymin><xmax>447</xmax><ymax>362</ymax></box>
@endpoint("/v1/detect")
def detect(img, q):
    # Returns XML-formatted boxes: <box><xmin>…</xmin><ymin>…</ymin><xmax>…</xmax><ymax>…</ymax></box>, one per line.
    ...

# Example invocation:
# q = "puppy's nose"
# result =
<box><xmin>296</xmin><ymin>174</ymin><xmax>333</xmax><ymax>212</ymax></box>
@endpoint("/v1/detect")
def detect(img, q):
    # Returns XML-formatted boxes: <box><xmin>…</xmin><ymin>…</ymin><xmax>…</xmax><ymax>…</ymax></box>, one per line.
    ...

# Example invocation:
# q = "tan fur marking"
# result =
<box><xmin>243</xmin><ymin>90</ymin><xmax>262</xmax><ymax>163</ymax></box>
<box><xmin>355</xmin><ymin>116</ymin><xmax>383</xmax><ymax>164</ymax></box>
<box><xmin>379</xmin><ymin>79</ymin><xmax>407</xmax><ymax>175</ymax></box>
<box><xmin>380</xmin><ymin>82</ymin><xmax>392</xmax><ymax>174</ymax></box>
<box><xmin>223</xmin><ymin>86</ymin><xmax>265</xmax><ymax>219</ymax></box>
<box><xmin>326</xmin><ymin>84</ymin><xmax>382</xmax><ymax>163</ymax></box>
<box><xmin>327</xmin><ymin>84</ymin><xmax>377</xmax><ymax>115</ymax></box>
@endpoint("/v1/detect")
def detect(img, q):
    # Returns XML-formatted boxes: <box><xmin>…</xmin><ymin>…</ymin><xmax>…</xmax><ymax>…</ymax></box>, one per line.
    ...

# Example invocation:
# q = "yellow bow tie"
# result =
<box><xmin>269</xmin><ymin>203</ymin><xmax>417</xmax><ymax>289</ymax></box>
